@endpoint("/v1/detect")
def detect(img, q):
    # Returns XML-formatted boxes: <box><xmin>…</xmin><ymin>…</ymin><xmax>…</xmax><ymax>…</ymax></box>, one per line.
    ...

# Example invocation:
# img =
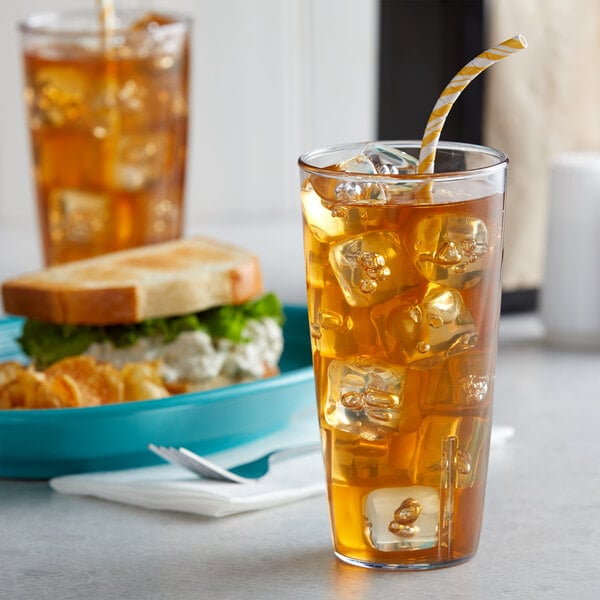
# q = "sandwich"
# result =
<box><xmin>1</xmin><ymin>236</ymin><xmax>285</xmax><ymax>395</ymax></box>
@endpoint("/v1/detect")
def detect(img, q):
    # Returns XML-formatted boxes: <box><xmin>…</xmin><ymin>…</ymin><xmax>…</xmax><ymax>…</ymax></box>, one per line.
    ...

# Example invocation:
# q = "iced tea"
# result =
<box><xmin>300</xmin><ymin>141</ymin><xmax>506</xmax><ymax>569</ymax></box>
<box><xmin>20</xmin><ymin>12</ymin><xmax>190</xmax><ymax>265</ymax></box>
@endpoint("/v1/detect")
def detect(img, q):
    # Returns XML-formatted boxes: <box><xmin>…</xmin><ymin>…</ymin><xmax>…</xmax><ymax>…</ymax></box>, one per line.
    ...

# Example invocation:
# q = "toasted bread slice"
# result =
<box><xmin>2</xmin><ymin>237</ymin><xmax>263</xmax><ymax>325</ymax></box>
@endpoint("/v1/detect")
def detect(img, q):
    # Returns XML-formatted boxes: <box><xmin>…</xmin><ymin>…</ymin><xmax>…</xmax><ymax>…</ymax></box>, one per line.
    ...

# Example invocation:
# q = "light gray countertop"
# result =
<box><xmin>1</xmin><ymin>313</ymin><xmax>600</xmax><ymax>599</ymax></box>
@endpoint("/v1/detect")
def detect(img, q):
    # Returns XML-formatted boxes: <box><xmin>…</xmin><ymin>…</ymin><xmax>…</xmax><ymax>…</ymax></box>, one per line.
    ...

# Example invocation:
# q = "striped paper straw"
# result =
<box><xmin>418</xmin><ymin>34</ymin><xmax>527</xmax><ymax>175</ymax></box>
<box><xmin>97</xmin><ymin>0</ymin><xmax>117</xmax><ymax>32</ymax></box>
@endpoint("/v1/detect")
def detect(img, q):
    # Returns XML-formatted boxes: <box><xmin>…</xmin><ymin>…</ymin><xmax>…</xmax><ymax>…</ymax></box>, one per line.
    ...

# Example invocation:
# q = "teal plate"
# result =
<box><xmin>0</xmin><ymin>306</ymin><xmax>316</xmax><ymax>479</ymax></box>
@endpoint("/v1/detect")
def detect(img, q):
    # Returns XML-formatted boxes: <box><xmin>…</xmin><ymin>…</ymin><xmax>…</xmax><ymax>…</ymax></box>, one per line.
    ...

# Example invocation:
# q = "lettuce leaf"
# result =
<box><xmin>19</xmin><ymin>293</ymin><xmax>284</xmax><ymax>369</ymax></box>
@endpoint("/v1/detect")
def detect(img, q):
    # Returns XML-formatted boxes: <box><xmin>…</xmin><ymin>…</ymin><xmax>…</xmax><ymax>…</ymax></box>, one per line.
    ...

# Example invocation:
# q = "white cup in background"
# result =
<box><xmin>540</xmin><ymin>152</ymin><xmax>600</xmax><ymax>351</ymax></box>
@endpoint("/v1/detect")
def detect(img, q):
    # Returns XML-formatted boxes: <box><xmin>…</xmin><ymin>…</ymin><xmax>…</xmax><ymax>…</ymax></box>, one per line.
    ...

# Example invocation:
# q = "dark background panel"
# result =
<box><xmin>378</xmin><ymin>0</ymin><xmax>484</xmax><ymax>144</ymax></box>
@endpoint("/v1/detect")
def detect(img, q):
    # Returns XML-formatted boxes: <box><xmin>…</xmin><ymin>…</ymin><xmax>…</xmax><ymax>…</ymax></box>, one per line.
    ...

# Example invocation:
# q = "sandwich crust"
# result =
<box><xmin>1</xmin><ymin>237</ymin><xmax>264</xmax><ymax>325</ymax></box>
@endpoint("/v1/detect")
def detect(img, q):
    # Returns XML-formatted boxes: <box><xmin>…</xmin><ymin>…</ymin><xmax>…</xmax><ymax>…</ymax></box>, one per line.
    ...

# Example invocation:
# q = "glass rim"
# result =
<box><xmin>18</xmin><ymin>9</ymin><xmax>192</xmax><ymax>38</ymax></box>
<box><xmin>298</xmin><ymin>140</ymin><xmax>508</xmax><ymax>183</ymax></box>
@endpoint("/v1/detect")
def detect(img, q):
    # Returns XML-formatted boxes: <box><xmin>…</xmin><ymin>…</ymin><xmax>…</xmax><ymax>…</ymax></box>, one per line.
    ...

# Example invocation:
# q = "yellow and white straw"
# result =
<box><xmin>417</xmin><ymin>34</ymin><xmax>527</xmax><ymax>175</ymax></box>
<box><xmin>97</xmin><ymin>0</ymin><xmax>117</xmax><ymax>32</ymax></box>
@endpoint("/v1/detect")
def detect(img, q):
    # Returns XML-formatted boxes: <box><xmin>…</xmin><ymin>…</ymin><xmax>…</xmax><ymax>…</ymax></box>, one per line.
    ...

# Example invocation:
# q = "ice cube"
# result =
<box><xmin>329</xmin><ymin>231</ymin><xmax>420</xmax><ymax>307</ymax></box>
<box><xmin>89</xmin><ymin>78</ymin><xmax>148</xmax><ymax>134</ymax></box>
<box><xmin>309</xmin><ymin>155</ymin><xmax>388</xmax><ymax>211</ymax></box>
<box><xmin>48</xmin><ymin>188</ymin><xmax>110</xmax><ymax>244</ymax></box>
<box><xmin>28</xmin><ymin>65</ymin><xmax>88</xmax><ymax>128</ymax></box>
<box><xmin>117</xmin><ymin>79</ymin><xmax>147</xmax><ymax>113</ymax></box>
<box><xmin>371</xmin><ymin>283</ymin><xmax>478</xmax><ymax>368</ymax></box>
<box><xmin>310</xmin><ymin>306</ymin><xmax>347</xmax><ymax>355</ymax></box>
<box><xmin>408</xmin><ymin>415</ymin><xmax>489</xmax><ymax>487</ymax></box>
<box><xmin>361</xmin><ymin>142</ymin><xmax>419</xmax><ymax>175</ymax></box>
<box><xmin>308</xmin><ymin>282</ymin><xmax>380</xmax><ymax>360</ymax></box>
<box><xmin>365</xmin><ymin>486</ymin><xmax>440</xmax><ymax>551</ymax></box>
<box><xmin>113</xmin><ymin>133</ymin><xmax>169</xmax><ymax>190</ymax></box>
<box><xmin>361</xmin><ymin>142</ymin><xmax>419</xmax><ymax>197</ymax></box>
<box><xmin>301</xmin><ymin>187</ymin><xmax>384</xmax><ymax>243</ymax></box>
<box><xmin>123</xmin><ymin>13</ymin><xmax>188</xmax><ymax>59</ymax></box>
<box><xmin>407</xmin><ymin>214</ymin><xmax>489</xmax><ymax>289</ymax></box>
<box><xmin>339</xmin><ymin>155</ymin><xmax>378</xmax><ymax>174</ymax></box>
<box><xmin>147</xmin><ymin>197</ymin><xmax>180</xmax><ymax>238</ymax></box>
<box><xmin>324</xmin><ymin>356</ymin><xmax>405</xmax><ymax>440</ymax></box>
<box><xmin>425</xmin><ymin>352</ymin><xmax>494</xmax><ymax>414</ymax></box>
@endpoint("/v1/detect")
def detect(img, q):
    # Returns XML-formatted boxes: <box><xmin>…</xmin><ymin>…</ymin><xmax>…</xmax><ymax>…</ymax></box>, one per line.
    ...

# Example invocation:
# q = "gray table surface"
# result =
<box><xmin>1</xmin><ymin>314</ymin><xmax>600</xmax><ymax>600</ymax></box>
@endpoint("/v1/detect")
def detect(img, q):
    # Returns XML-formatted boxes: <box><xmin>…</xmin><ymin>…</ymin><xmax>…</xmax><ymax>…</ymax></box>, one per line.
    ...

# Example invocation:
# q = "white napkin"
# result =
<box><xmin>49</xmin><ymin>424</ymin><xmax>514</xmax><ymax>518</ymax></box>
<box><xmin>50</xmin><ymin>451</ymin><xmax>325</xmax><ymax>518</ymax></box>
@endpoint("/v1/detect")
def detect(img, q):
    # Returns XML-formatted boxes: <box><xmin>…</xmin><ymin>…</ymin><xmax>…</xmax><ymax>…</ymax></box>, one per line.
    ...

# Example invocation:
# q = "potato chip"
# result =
<box><xmin>121</xmin><ymin>361</ymin><xmax>170</xmax><ymax>401</ymax></box>
<box><xmin>0</xmin><ymin>356</ymin><xmax>177</xmax><ymax>409</ymax></box>
<box><xmin>49</xmin><ymin>374</ymin><xmax>84</xmax><ymax>408</ymax></box>
<box><xmin>46</xmin><ymin>356</ymin><xmax>124</xmax><ymax>406</ymax></box>
<box><xmin>0</xmin><ymin>379</ymin><xmax>26</xmax><ymax>409</ymax></box>
<box><xmin>0</xmin><ymin>361</ymin><xmax>25</xmax><ymax>387</ymax></box>
<box><xmin>19</xmin><ymin>369</ymin><xmax>64</xmax><ymax>409</ymax></box>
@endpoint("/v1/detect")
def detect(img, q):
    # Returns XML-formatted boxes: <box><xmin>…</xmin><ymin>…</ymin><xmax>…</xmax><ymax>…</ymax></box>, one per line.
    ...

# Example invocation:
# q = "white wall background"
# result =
<box><xmin>0</xmin><ymin>0</ymin><xmax>379</xmax><ymax>304</ymax></box>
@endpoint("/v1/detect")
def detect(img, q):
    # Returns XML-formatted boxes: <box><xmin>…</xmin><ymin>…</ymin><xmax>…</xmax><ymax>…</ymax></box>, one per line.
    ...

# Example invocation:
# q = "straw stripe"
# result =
<box><xmin>418</xmin><ymin>34</ymin><xmax>527</xmax><ymax>175</ymax></box>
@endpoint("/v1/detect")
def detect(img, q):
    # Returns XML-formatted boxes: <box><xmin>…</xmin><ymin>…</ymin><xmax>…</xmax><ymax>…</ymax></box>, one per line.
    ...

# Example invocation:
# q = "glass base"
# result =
<box><xmin>334</xmin><ymin>551</ymin><xmax>474</xmax><ymax>571</ymax></box>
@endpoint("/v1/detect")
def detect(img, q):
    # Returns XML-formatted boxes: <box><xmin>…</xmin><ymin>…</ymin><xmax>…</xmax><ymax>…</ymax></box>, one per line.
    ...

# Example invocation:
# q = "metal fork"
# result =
<box><xmin>148</xmin><ymin>442</ymin><xmax>321</xmax><ymax>483</ymax></box>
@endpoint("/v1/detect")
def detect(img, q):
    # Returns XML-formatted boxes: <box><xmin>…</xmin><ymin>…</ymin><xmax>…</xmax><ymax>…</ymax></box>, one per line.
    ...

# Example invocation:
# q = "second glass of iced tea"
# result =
<box><xmin>299</xmin><ymin>141</ymin><xmax>507</xmax><ymax>569</ymax></box>
<box><xmin>20</xmin><ymin>11</ymin><xmax>190</xmax><ymax>265</ymax></box>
